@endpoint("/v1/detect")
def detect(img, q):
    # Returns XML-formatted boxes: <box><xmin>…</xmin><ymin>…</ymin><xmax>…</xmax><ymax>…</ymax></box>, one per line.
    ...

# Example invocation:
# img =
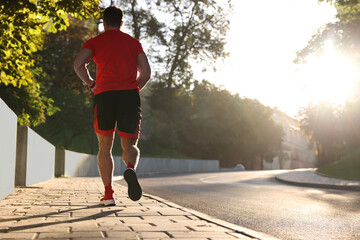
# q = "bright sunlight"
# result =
<box><xmin>194</xmin><ymin>0</ymin><xmax>340</xmax><ymax>117</ymax></box>
<box><xmin>295</xmin><ymin>41</ymin><xmax>358</xmax><ymax>106</ymax></box>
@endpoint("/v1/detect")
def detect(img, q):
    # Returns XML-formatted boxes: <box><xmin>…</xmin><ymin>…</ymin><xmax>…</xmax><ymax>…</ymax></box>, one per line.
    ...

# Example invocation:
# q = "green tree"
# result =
<box><xmin>342</xmin><ymin>101</ymin><xmax>360</xmax><ymax>152</ymax></box>
<box><xmin>146</xmin><ymin>82</ymin><xmax>192</xmax><ymax>151</ymax></box>
<box><xmin>295</xmin><ymin>0</ymin><xmax>360</xmax><ymax>165</ymax></box>
<box><xmin>0</xmin><ymin>0</ymin><xmax>101</xmax><ymax>126</ymax></box>
<box><xmin>147</xmin><ymin>80</ymin><xmax>283</xmax><ymax>168</ymax></box>
<box><xmin>0</xmin><ymin>0</ymin><xmax>101</xmax><ymax>87</ymax></box>
<box><xmin>0</xmin><ymin>83</ymin><xmax>58</xmax><ymax>126</ymax></box>
<box><xmin>298</xmin><ymin>102</ymin><xmax>344</xmax><ymax>166</ymax></box>
<box><xmin>34</xmin><ymin>17</ymin><xmax>97</xmax><ymax>92</ymax></box>
<box><xmin>295</xmin><ymin>0</ymin><xmax>360</xmax><ymax>64</ymax></box>
<box><xmin>119</xmin><ymin>0</ymin><xmax>165</xmax><ymax>42</ymax></box>
<box><xmin>239</xmin><ymin>98</ymin><xmax>283</xmax><ymax>169</ymax></box>
<box><xmin>32</xmin><ymin>17</ymin><xmax>98</xmax><ymax>151</ymax></box>
<box><xmin>155</xmin><ymin>0</ymin><xmax>231</xmax><ymax>87</ymax></box>
<box><xmin>181</xmin><ymin>81</ymin><xmax>244</xmax><ymax>166</ymax></box>
<box><xmin>34</xmin><ymin>88</ymin><xmax>93</xmax><ymax>150</ymax></box>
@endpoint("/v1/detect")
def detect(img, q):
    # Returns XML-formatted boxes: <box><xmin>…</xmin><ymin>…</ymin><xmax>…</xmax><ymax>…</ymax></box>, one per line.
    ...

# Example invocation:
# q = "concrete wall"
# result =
<box><xmin>0</xmin><ymin>98</ymin><xmax>17</xmax><ymax>200</ymax></box>
<box><xmin>56</xmin><ymin>150</ymin><xmax>219</xmax><ymax>177</ymax></box>
<box><xmin>263</xmin><ymin>158</ymin><xmax>292</xmax><ymax>170</ymax></box>
<box><xmin>64</xmin><ymin>151</ymin><xmax>98</xmax><ymax>177</ymax></box>
<box><xmin>263</xmin><ymin>157</ymin><xmax>281</xmax><ymax>170</ymax></box>
<box><xmin>54</xmin><ymin>150</ymin><xmax>124</xmax><ymax>177</ymax></box>
<box><xmin>136</xmin><ymin>158</ymin><xmax>219</xmax><ymax>174</ymax></box>
<box><xmin>15</xmin><ymin>126</ymin><xmax>55</xmax><ymax>186</ymax></box>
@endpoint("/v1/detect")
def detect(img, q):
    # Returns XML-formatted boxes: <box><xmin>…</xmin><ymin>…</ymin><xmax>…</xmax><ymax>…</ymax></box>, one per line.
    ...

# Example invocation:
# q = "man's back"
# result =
<box><xmin>83</xmin><ymin>30</ymin><xmax>144</xmax><ymax>95</ymax></box>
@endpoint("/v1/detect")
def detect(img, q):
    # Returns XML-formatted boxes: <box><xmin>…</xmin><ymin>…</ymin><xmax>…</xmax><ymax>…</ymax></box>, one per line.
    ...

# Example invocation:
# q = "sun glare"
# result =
<box><xmin>296</xmin><ymin>41</ymin><xmax>358</xmax><ymax>107</ymax></box>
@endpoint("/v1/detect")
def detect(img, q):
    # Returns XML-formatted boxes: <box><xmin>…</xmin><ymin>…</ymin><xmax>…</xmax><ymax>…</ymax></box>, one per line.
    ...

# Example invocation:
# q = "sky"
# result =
<box><xmin>194</xmin><ymin>0</ymin><xmax>353</xmax><ymax>117</ymax></box>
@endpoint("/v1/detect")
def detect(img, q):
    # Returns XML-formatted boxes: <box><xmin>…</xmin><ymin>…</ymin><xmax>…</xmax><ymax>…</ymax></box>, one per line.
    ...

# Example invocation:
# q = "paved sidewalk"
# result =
<box><xmin>0</xmin><ymin>178</ymin><xmax>278</xmax><ymax>240</ymax></box>
<box><xmin>275</xmin><ymin>168</ymin><xmax>360</xmax><ymax>191</ymax></box>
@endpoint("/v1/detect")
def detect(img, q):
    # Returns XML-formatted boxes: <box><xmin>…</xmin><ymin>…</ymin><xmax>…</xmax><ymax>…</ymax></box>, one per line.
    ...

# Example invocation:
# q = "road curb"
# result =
<box><xmin>275</xmin><ymin>175</ymin><xmax>360</xmax><ymax>192</ymax></box>
<box><xmin>141</xmin><ymin>192</ymin><xmax>280</xmax><ymax>240</ymax></box>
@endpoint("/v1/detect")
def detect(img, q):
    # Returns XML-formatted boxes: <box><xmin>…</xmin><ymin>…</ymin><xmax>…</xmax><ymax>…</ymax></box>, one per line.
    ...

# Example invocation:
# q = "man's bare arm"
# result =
<box><xmin>137</xmin><ymin>53</ymin><xmax>151</xmax><ymax>90</ymax></box>
<box><xmin>73</xmin><ymin>48</ymin><xmax>96</xmax><ymax>90</ymax></box>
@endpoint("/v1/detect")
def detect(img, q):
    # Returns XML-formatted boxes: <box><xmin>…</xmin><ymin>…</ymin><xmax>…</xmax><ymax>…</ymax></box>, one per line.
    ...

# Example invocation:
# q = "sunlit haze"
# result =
<box><xmin>294</xmin><ymin>41</ymin><xmax>359</xmax><ymax>107</ymax></box>
<box><xmin>194</xmin><ymin>0</ymin><xmax>352</xmax><ymax>117</ymax></box>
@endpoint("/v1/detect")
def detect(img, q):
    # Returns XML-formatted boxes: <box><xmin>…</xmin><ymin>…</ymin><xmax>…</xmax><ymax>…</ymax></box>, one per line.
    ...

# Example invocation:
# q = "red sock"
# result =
<box><xmin>105</xmin><ymin>184</ymin><xmax>114</xmax><ymax>196</ymax></box>
<box><xmin>127</xmin><ymin>162</ymin><xmax>135</xmax><ymax>171</ymax></box>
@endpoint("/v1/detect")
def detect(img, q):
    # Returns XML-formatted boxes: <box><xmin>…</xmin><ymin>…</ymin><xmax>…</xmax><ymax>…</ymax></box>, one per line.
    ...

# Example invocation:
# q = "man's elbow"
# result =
<box><xmin>73</xmin><ymin>62</ymin><xmax>79</xmax><ymax>73</ymax></box>
<box><xmin>143</xmin><ymin>66</ymin><xmax>151</xmax><ymax>80</ymax></box>
<box><xmin>144</xmin><ymin>70</ymin><xmax>151</xmax><ymax>81</ymax></box>
<box><xmin>139</xmin><ymin>68</ymin><xmax>151</xmax><ymax>82</ymax></box>
<box><xmin>74</xmin><ymin>61</ymin><xmax>86</xmax><ymax>76</ymax></box>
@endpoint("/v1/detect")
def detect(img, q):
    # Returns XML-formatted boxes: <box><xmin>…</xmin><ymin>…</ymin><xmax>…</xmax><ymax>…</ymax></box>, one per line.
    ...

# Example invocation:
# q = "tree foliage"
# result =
<box><xmin>156</xmin><ymin>0</ymin><xmax>231</xmax><ymax>87</ymax></box>
<box><xmin>299</xmin><ymin>100</ymin><xmax>360</xmax><ymax>166</ymax></box>
<box><xmin>0</xmin><ymin>0</ymin><xmax>101</xmax><ymax>87</ymax></box>
<box><xmin>295</xmin><ymin>0</ymin><xmax>360</xmax><ymax>166</ymax></box>
<box><xmin>34</xmin><ymin>88</ymin><xmax>93</xmax><ymax>150</ymax></box>
<box><xmin>34</xmin><ymin>17</ymin><xmax>98</xmax><ymax>92</ymax></box>
<box><xmin>32</xmin><ymin>17</ymin><xmax>97</xmax><ymax>149</ymax></box>
<box><xmin>298</xmin><ymin>102</ymin><xmax>344</xmax><ymax>166</ymax></box>
<box><xmin>0</xmin><ymin>0</ymin><xmax>101</xmax><ymax>126</ymax></box>
<box><xmin>118</xmin><ymin>0</ymin><xmax>165</xmax><ymax>42</ymax></box>
<box><xmin>0</xmin><ymin>83</ymin><xmax>59</xmax><ymax>126</ymax></box>
<box><xmin>295</xmin><ymin>0</ymin><xmax>360</xmax><ymax>63</ymax></box>
<box><xmin>147</xmin><ymin>81</ymin><xmax>283</xmax><ymax>168</ymax></box>
<box><xmin>342</xmin><ymin>101</ymin><xmax>360</xmax><ymax>152</ymax></box>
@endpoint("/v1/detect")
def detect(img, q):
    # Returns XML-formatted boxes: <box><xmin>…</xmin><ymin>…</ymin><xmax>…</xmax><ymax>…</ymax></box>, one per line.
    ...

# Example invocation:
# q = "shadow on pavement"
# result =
<box><xmin>0</xmin><ymin>204</ymin><xmax>123</xmax><ymax>233</ymax></box>
<box><xmin>304</xmin><ymin>190</ymin><xmax>360</xmax><ymax>213</ymax></box>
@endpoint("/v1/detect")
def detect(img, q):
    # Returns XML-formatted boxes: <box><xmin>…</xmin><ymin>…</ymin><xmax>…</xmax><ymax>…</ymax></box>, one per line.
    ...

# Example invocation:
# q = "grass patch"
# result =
<box><xmin>317</xmin><ymin>149</ymin><xmax>360</xmax><ymax>181</ymax></box>
<box><xmin>55</xmin><ymin>175</ymin><xmax>68</xmax><ymax>178</ymax></box>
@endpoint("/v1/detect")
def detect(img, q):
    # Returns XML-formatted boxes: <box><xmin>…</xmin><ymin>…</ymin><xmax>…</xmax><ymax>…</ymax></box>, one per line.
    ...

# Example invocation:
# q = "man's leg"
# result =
<box><xmin>121</xmin><ymin>137</ymin><xmax>139</xmax><ymax>169</ymax></box>
<box><xmin>97</xmin><ymin>133</ymin><xmax>115</xmax><ymax>186</ymax></box>
<box><xmin>121</xmin><ymin>137</ymin><xmax>142</xmax><ymax>201</ymax></box>
<box><xmin>97</xmin><ymin>133</ymin><xmax>116</xmax><ymax>206</ymax></box>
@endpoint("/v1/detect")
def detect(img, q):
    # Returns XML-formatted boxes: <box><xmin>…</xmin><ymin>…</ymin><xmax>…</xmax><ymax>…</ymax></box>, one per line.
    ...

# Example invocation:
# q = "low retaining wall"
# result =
<box><xmin>56</xmin><ymin>150</ymin><xmax>219</xmax><ymax>177</ymax></box>
<box><xmin>55</xmin><ymin>150</ymin><xmax>124</xmax><ymax>177</ymax></box>
<box><xmin>0</xmin><ymin>99</ymin><xmax>17</xmax><ymax>200</ymax></box>
<box><xmin>63</xmin><ymin>151</ymin><xmax>98</xmax><ymax>177</ymax></box>
<box><xmin>136</xmin><ymin>158</ymin><xmax>219</xmax><ymax>174</ymax></box>
<box><xmin>15</xmin><ymin>126</ymin><xmax>55</xmax><ymax>186</ymax></box>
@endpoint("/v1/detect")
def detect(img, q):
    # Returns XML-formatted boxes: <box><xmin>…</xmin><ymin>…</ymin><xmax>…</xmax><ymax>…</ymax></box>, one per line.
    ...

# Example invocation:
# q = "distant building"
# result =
<box><xmin>263</xmin><ymin>110</ymin><xmax>317</xmax><ymax>170</ymax></box>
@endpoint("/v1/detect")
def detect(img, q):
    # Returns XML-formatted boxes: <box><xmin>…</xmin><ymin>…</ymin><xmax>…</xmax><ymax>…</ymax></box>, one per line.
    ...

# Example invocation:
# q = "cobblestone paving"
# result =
<box><xmin>0</xmin><ymin>178</ymin><xmax>258</xmax><ymax>240</ymax></box>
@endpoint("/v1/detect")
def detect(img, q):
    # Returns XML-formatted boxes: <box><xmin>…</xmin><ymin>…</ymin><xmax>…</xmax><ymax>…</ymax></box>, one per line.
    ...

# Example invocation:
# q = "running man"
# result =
<box><xmin>73</xmin><ymin>6</ymin><xmax>151</xmax><ymax>205</ymax></box>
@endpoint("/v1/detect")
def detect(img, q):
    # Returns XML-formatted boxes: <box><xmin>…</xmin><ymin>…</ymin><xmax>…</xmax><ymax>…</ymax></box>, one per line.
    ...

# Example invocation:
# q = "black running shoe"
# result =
<box><xmin>124</xmin><ymin>168</ymin><xmax>142</xmax><ymax>201</ymax></box>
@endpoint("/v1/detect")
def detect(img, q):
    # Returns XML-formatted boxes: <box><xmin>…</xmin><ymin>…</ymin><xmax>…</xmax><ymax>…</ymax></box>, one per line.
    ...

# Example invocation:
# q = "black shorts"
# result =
<box><xmin>93</xmin><ymin>90</ymin><xmax>141</xmax><ymax>139</ymax></box>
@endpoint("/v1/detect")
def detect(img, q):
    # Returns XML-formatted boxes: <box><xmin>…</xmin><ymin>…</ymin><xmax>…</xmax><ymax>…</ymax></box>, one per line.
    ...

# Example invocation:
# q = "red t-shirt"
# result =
<box><xmin>83</xmin><ymin>29</ymin><xmax>144</xmax><ymax>95</ymax></box>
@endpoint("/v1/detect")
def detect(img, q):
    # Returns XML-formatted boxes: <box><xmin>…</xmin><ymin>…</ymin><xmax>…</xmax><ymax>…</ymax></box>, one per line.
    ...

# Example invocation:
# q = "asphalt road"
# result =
<box><xmin>117</xmin><ymin>170</ymin><xmax>360</xmax><ymax>240</ymax></box>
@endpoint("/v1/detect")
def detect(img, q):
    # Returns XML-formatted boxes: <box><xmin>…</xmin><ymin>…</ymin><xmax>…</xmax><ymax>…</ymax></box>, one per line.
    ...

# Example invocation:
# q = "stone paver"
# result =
<box><xmin>0</xmin><ymin>178</ymin><xmax>276</xmax><ymax>240</ymax></box>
